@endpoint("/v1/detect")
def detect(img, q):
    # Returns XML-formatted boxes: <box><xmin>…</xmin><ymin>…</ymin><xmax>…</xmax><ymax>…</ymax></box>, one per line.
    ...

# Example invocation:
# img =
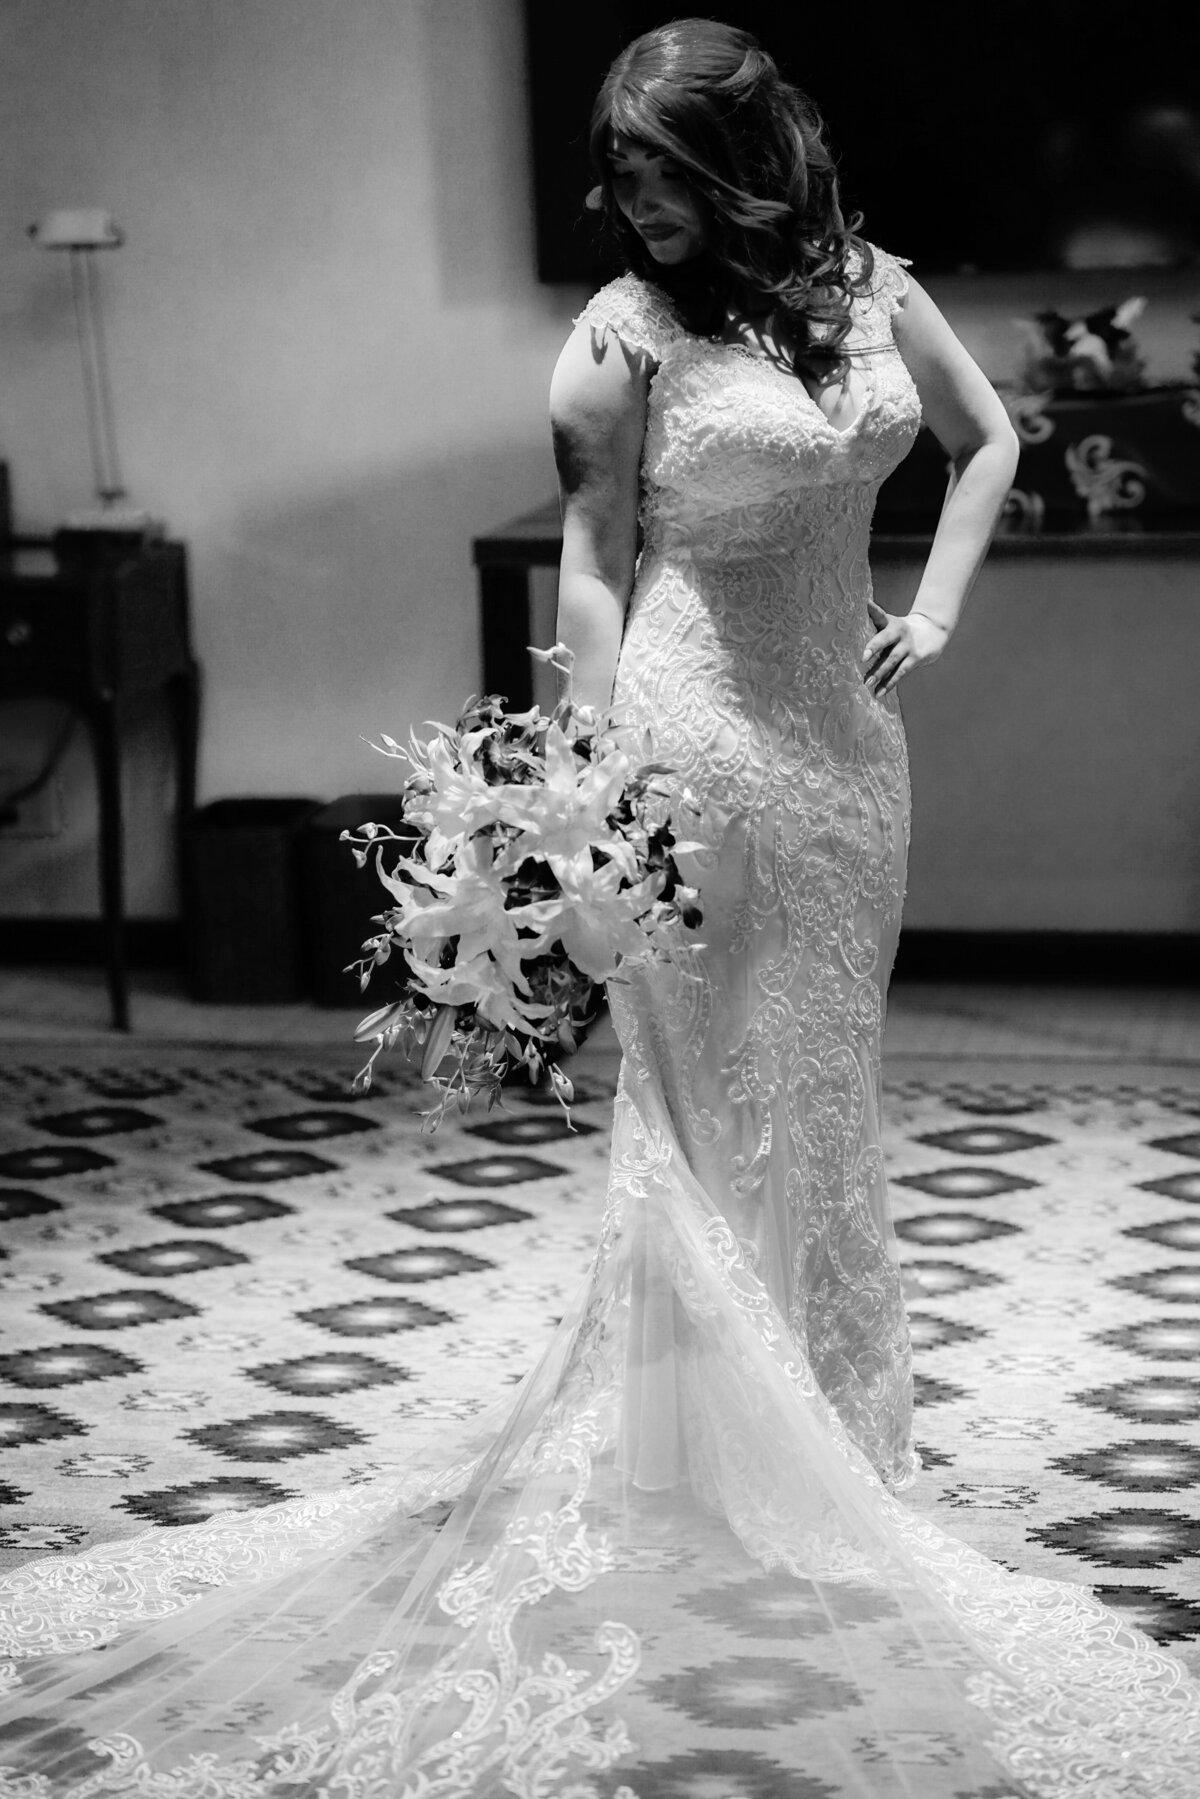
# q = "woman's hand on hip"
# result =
<box><xmin>862</xmin><ymin>599</ymin><xmax>948</xmax><ymax>697</ymax></box>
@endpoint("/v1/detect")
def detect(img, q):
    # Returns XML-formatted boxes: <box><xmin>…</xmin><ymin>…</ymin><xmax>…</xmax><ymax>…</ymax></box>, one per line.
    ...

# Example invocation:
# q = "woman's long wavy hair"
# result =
<box><xmin>588</xmin><ymin>19</ymin><xmax>874</xmax><ymax>380</ymax></box>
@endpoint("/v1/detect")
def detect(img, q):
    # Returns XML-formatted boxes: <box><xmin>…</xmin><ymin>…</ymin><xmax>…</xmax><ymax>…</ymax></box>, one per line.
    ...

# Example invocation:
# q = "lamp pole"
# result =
<box><xmin>68</xmin><ymin>243</ymin><xmax>126</xmax><ymax>508</ymax></box>
<box><xmin>28</xmin><ymin>209</ymin><xmax>130</xmax><ymax>518</ymax></box>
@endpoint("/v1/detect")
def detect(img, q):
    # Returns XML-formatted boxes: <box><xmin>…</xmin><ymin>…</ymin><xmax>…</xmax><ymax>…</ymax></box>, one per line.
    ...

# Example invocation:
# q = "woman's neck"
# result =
<box><xmin>642</xmin><ymin>254</ymin><xmax>724</xmax><ymax>336</ymax></box>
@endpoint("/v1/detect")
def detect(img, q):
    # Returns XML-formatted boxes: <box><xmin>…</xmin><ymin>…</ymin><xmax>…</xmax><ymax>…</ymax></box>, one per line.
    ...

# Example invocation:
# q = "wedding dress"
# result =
<box><xmin>3</xmin><ymin>249</ymin><xmax>1199</xmax><ymax>1799</ymax></box>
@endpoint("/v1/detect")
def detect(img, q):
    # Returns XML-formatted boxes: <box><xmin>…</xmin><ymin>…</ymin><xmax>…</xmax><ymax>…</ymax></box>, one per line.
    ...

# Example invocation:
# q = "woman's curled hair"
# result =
<box><xmin>588</xmin><ymin>19</ymin><xmax>876</xmax><ymax>379</ymax></box>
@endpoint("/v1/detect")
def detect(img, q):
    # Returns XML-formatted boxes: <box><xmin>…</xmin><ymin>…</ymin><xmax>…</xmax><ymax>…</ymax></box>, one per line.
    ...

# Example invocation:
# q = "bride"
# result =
<box><xmin>3</xmin><ymin>21</ymin><xmax>1198</xmax><ymax>1798</ymax></box>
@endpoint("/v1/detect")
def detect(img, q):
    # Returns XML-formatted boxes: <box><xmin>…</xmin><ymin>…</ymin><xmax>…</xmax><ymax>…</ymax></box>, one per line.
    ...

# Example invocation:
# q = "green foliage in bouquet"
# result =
<box><xmin>343</xmin><ymin>653</ymin><xmax>703</xmax><ymax>1126</ymax></box>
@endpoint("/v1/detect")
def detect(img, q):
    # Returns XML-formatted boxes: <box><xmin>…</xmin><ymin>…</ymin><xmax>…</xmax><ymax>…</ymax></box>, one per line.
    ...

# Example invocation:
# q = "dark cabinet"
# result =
<box><xmin>0</xmin><ymin>534</ymin><xmax>199</xmax><ymax>1029</ymax></box>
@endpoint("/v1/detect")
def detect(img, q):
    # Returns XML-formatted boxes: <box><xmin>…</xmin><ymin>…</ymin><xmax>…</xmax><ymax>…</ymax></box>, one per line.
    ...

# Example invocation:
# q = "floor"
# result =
<box><xmin>10</xmin><ymin>1040</ymin><xmax>1197</xmax><ymax>1770</ymax></box>
<box><xmin>3</xmin><ymin>972</ymin><xmax>1200</xmax><ymax>1695</ymax></box>
<box><xmin>2</xmin><ymin>964</ymin><xmax>1199</xmax><ymax>1075</ymax></box>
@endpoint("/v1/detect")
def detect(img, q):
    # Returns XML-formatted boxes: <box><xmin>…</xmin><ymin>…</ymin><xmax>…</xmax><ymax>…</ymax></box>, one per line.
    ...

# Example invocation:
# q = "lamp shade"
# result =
<box><xmin>28</xmin><ymin>209</ymin><xmax>123</xmax><ymax>250</ymax></box>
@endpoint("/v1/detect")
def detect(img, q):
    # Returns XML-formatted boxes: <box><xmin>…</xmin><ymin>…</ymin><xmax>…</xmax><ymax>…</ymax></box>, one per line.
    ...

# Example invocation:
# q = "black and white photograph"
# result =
<box><xmin>2</xmin><ymin>4</ymin><xmax>1199</xmax><ymax>1794</ymax></box>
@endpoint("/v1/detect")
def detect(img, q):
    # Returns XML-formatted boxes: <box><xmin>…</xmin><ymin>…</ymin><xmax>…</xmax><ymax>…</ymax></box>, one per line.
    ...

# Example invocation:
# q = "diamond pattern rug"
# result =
<box><xmin>2</xmin><ymin>1041</ymin><xmax>1198</xmax><ymax>1679</ymax></box>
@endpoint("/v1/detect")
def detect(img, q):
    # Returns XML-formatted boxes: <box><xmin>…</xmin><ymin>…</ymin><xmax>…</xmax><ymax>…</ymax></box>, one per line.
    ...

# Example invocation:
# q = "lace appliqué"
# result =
<box><xmin>0</xmin><ymin>1480</ymin><xmax>415</xmax><ymax>1661</ymax></box>
<box><xmin>606</xmin><ymin>245</ymin><xmax>920</xmax><ymax>1490</ymax></box>
<box><xmin>573</xmin><ymin>273</ymin><xmax>683</xmax><ymax>368</ymax></box>
<box><xmin>856</xmin><ymin>241</ymin><xmax>912</xmax><ymax>319</ymax></box>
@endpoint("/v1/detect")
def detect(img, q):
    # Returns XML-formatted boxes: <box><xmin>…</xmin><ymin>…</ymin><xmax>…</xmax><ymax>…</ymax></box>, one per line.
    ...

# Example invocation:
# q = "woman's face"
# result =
<box><xmin>607</xmin><ymin>134</ymin><xmax>707</xmax><ymax>264</ymax></box>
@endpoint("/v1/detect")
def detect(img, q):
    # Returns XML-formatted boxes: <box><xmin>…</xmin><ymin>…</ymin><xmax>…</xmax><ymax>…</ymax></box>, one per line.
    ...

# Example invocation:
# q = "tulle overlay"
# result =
<box><xmin>4</xmin><ymin>252</ymin><xmax>1200</xmax><ymax>1794</ymax></box>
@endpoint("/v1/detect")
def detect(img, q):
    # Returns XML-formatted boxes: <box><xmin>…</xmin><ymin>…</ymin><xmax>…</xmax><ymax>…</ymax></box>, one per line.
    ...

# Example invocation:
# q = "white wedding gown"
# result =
<box><xmin>3</xmin><ymin>249</ymin><xmax>1199</xmax><ymax>1798</ymax></box>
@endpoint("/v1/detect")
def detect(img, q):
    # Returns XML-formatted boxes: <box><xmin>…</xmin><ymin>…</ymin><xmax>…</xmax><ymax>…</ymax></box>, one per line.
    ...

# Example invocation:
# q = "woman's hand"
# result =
<box><xmin>862</xmin><ymin>599</ymin><xmax>948</xmax><ymax>698</ymax></box>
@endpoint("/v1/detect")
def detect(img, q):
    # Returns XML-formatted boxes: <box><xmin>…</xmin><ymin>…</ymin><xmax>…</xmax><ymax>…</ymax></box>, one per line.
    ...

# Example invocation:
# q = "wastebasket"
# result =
<box><xmin>187</xmin><ymin>798</ymin><xmax>319</xmax><ymax>1002</ymax></box>
<box><xmin>301</xmin><ymin>794</ymin><xmax>411</xmax><ymax>1007</ymax></box>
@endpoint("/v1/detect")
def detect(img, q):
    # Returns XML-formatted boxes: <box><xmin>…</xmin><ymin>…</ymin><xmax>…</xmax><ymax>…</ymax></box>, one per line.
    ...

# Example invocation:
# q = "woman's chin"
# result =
<box><xmin>644</xmin><ymin>238</ymin><xmax>701</xmax><ymax>266</ymax></box>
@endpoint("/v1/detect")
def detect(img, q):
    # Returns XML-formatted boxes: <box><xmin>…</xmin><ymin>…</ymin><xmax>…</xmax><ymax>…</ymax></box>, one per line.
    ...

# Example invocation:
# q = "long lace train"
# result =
<box><xmin>2</xmin><ymin>1044</ymin><xmax>1199</xmax><ymax>1796</ymax></box>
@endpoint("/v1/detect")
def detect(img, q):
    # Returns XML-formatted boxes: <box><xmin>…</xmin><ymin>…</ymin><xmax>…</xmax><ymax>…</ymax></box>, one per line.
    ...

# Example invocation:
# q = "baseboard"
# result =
<box><xmin>893</xmin><ymin>930</ymin><xmax>1200</xmax><ymax>986</ymax></box>
<box><xmin>0</xmin><ymin>920</ymin><xmax>1196</xmax><ymax>986</ymax></box>
<box><xmin>0</xmin><ymin>919</ymin><xmax>184</xmax><ymax>967</ymax></box>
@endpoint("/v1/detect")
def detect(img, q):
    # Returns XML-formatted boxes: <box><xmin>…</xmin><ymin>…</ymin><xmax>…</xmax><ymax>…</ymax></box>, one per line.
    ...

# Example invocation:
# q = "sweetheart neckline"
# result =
<box><xmin>689</xmin><ymin>335</ymin><xmax>873</xmax><ymax>440</ymax></box>
<box><xmin>631</xmin><ymin>273</ymin><xmax>878</xmax><ymax>439</ymax></box>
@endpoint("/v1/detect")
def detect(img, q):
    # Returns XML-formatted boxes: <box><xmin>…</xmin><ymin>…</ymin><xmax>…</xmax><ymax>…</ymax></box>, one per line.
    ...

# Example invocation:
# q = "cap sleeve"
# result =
<box><xmin>861</xmin><ymin>243</ymin><xmax>912</xmax><ymax>318</ymax></box>
<box><xmin>574</xmin><ymin>274</ymin><xmax>683</xmax><ymax>364</ymax></box>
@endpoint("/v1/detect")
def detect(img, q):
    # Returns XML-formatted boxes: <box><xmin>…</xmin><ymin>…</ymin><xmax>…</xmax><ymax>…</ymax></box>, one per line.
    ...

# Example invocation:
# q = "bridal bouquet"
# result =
<box><xmin>342</xmin><ymin>647</ymin><xmax>703</xmax><ymax>1125</ymax></box>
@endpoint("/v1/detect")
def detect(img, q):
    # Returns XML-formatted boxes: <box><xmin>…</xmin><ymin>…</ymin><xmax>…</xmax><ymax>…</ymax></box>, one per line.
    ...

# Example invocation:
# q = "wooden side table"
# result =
<box><xmin>0</xmin><ymin>535</ymin><xmax>199</xmax><ymax>1029</ymax></box>
<box><xmin>473</xmin><ymin>501</ymin><xmax>564</xmax><ymax>711</ymax></box>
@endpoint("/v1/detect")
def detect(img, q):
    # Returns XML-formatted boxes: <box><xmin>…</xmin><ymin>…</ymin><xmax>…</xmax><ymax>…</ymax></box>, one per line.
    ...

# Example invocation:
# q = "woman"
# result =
<box><xmin>552</xmin><ymin>18</ymin><xmax>1019</xmax><ymax>1501</ymax></box>
<box><xmin>2</xmin><ymin>23</ymin><xmax>1198</xmax><ymax>1799</ymax></box>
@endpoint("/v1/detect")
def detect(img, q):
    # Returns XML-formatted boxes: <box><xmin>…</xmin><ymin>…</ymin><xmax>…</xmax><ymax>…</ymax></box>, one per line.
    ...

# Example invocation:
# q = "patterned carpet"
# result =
<box><xmin>2</xmin><ymin>1038</ymin><xmax>1199</xmax><ymax>1682</ymax></box>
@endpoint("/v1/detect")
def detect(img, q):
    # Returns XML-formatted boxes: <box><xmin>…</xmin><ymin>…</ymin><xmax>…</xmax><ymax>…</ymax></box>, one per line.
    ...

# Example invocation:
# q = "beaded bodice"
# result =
<box><xmin>581</xmin><ymin>248</ymin><xmax>919</xmax><ymax>535</ymax></box>
<box><xmin>577</xmin><ymin>249</ymin><xmax>921</xmax><ymax>819</ymax></box>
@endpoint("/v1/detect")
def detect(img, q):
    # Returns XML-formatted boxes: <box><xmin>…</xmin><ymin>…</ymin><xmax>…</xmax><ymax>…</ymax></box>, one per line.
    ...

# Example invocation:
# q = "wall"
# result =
<box><xmin>0</xmin><ymin>0</ymin><xmax>580</xmax><ymax>918</ymax></box>
<box><xmin>876</xmin><ymin>551</ymin><xmax>1200</xmax><ymax>932</ymax></box>
<box><xmin>891</xmin><ymin>276</ymin><xmax>1200</xmax><ymax>937</ymax></box>
<box><xmin>0</xmin><ymin>0</ymin><xmax>1195</xmax><ymax>931</ymax></box>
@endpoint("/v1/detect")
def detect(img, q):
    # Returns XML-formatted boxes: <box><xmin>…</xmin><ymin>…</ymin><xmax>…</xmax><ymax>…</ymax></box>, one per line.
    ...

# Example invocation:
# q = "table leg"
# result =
<box><xmin>86</xmin><ymin>697</ymin><xmax>128</xmax><ymax>1031</ymax></box>
<box><xmin>478</xmin><ymin>564</ymin><xmax>534</xmax><ymax>711</ymax></box>
<box><xmin>167</xmin><ymin>661</ymin><xmax>201</xmax><ymax>964</ymax></box>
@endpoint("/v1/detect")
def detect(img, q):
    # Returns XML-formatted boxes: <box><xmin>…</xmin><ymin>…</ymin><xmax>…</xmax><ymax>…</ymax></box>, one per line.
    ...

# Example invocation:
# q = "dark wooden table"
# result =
<box><xmin>474</xmin><ymin>501</ymin><xmax>1200</xmax><ymax>709</ymax></box>
<box><xmin>473</xmin><ymin>501</ymin><xmax>565</xmax><ymax>710</ymax></box>
<box><xmin>0</xmin><ymin>534</ymin><xmax>199</xmax><ymax>1029</ymax></box>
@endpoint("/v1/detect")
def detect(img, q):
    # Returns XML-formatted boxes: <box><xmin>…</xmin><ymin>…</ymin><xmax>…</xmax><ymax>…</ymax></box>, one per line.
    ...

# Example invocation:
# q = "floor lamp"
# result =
<box><xmin>28</xmin><ymin>208</ymin><xmax>156</xmax><ymax>536</ymax></box>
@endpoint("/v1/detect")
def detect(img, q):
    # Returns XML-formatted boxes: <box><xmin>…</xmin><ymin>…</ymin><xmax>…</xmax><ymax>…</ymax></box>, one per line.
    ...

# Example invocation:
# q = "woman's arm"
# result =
<box><xmin>863</xmin><ymin>274</ymin><xmax>1021</xmax><ymax>697</ymax></box>
<box><xmin>549</xmin><ymin>323</ymin><xmax>650</xmax><ymax>713</ymax></box>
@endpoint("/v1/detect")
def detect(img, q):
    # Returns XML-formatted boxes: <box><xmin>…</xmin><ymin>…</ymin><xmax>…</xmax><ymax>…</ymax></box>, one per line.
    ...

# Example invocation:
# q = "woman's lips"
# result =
<box><xmin>638</xmin><ymin>224</ymin><xmax>679</xmax><ymax>241</ymax></box>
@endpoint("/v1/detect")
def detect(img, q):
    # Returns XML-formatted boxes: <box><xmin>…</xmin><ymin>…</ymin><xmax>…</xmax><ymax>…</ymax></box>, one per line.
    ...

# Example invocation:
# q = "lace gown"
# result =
<box><xmin>3</xmin><ymin>250</ymin><xmax>1199</xmax><ymax>1799</ymax></box>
